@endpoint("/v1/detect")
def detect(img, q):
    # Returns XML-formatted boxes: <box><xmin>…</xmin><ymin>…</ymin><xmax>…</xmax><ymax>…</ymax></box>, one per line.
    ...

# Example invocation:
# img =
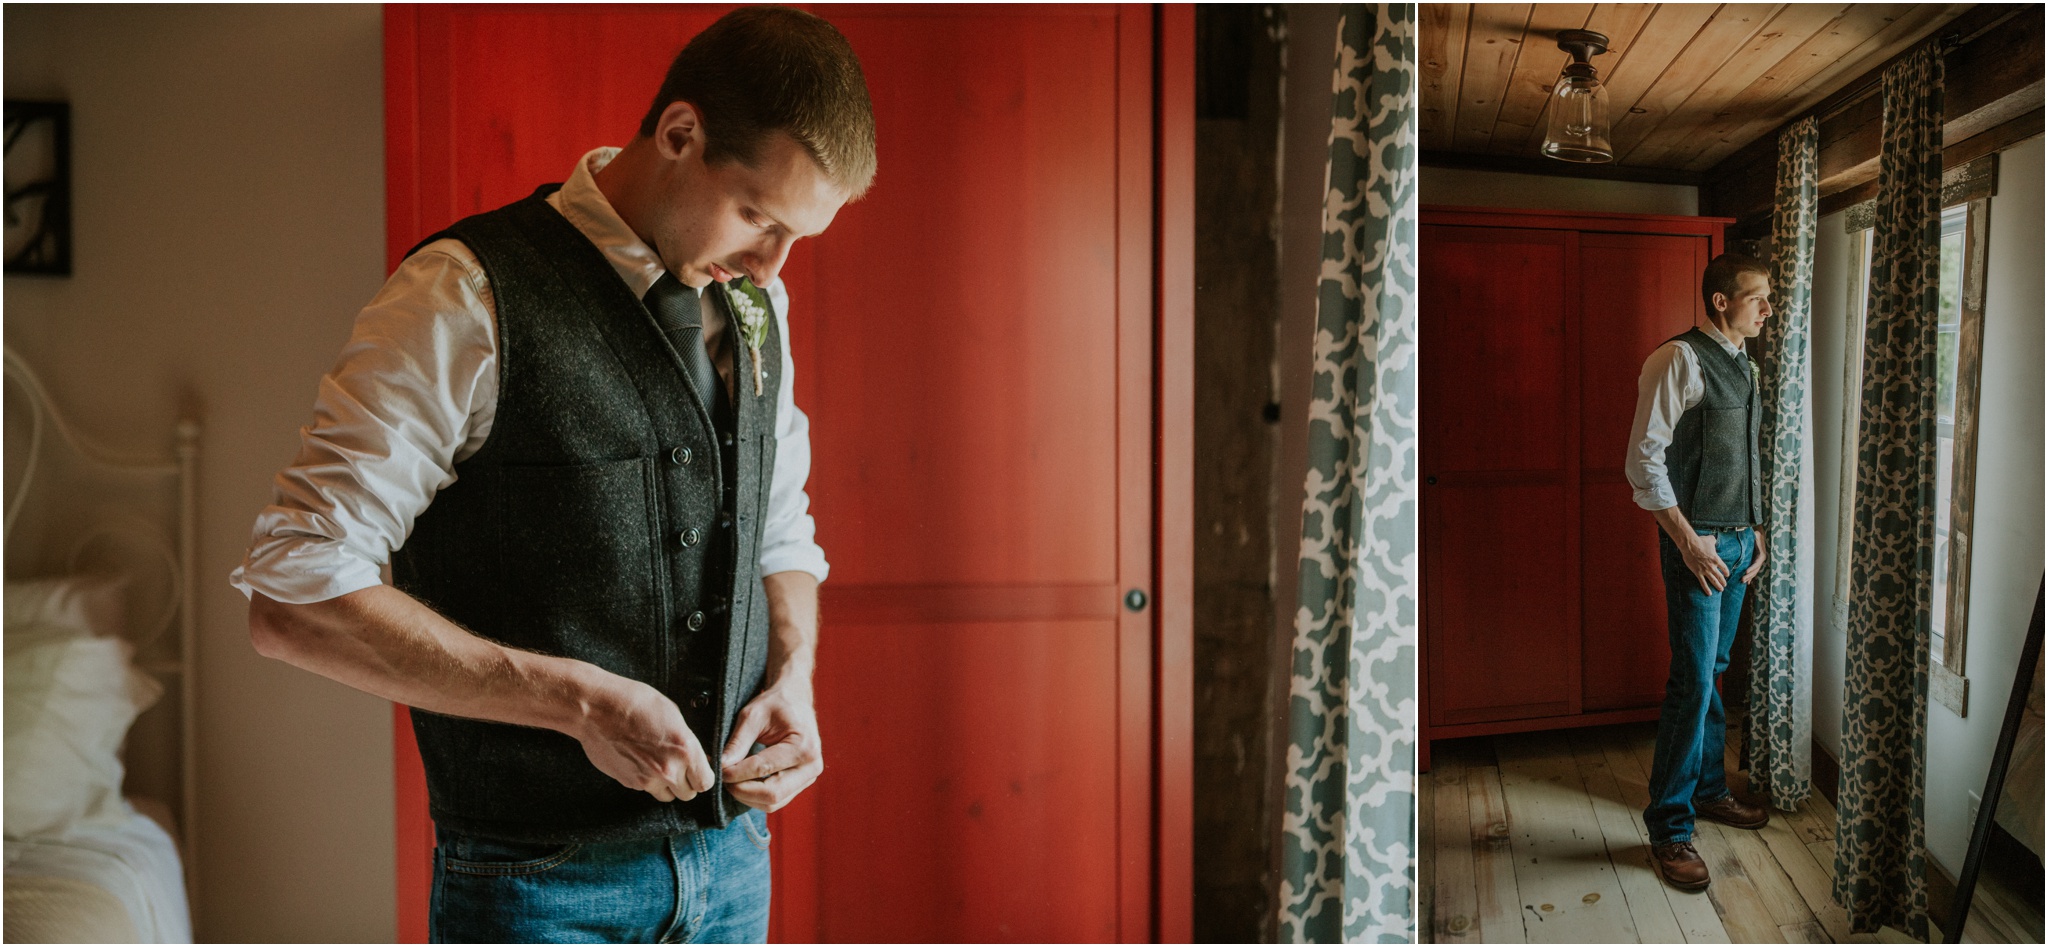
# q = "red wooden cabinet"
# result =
<box><xmin>384</xmin><ymin>5</ymin><xmax>1191</xmax><ymax>941</ymax></box>
<box><xmin>1418</xmin><ymin>206</ymin><xmax>1727</xmax><ymax>769</ymax></box>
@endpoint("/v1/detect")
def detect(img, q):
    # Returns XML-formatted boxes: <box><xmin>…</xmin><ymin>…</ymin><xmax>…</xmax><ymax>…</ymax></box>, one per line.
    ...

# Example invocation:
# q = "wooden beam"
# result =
<box><xmin>1421</xmin><ymin>148</ymin><xmax>1702</xmax><ymax>186</ymax></box>
<box><xmin>1817</xmin><ymin>109</ymin><xmax>2040</xmax><ymax>219</ymax></box>
<box><xmin>1703</xmin><ymin>3</ymin><xmax>2044</xmax><ymax>223</ymax></box>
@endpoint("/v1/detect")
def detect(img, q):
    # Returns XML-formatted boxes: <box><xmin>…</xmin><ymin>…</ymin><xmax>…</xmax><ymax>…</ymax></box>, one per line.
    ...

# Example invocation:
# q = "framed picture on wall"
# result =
<box><xmin>5</xmin><ymin>100</ymin><xmax>72</xmax><ymax>276</ymax></box>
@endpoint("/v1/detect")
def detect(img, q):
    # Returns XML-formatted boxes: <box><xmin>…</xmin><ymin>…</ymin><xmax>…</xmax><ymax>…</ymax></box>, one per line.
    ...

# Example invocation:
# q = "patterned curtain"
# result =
<box><xmin>1745</xmin><ymin>116</ymin><xmax>1818</xmax><ymax>810</ymax></box>
<box><xmin>1835</xmin><ymin>41</ymin><xmax>1941</xmax><ymax>939</ymax></box>
<box><xmin>1276</xmin><ymin>5</ymin><xmax>1416</xmax><ymax>943</ymax></box>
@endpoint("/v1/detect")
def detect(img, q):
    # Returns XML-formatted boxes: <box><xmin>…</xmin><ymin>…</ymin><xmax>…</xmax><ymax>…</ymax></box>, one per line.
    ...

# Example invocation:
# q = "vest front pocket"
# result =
<box><xmin>497</xmin><ymin>457</ymin><xmax>658</xmax><ymax>612</ymax></box>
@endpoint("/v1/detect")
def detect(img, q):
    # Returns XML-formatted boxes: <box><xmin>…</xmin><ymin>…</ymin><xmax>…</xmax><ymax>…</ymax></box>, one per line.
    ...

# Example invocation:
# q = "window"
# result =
<box><xmin>1838</xmin><ymin>155</ymin><xmax>1994</xmax><ymax>716</ymax></box>
<box><xmin>1931</xmin><ymin>204</ymin><xmax>1966</xmax><ymax>661</ymax></box>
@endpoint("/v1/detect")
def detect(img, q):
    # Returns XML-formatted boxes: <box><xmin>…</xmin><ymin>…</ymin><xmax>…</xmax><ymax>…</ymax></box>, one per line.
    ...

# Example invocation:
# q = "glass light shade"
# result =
<box><xmin>1541</xmin><ymin>73</ymin><xmax>1613</xmax><ymax>163</ymax></box>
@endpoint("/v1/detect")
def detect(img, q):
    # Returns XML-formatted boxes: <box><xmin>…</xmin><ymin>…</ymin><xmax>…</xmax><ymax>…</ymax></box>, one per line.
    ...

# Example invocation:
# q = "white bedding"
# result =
<box><xmin>4</xmin><ymin>801</ymin><xmax>192</xmax><ymax>943</ymax></box>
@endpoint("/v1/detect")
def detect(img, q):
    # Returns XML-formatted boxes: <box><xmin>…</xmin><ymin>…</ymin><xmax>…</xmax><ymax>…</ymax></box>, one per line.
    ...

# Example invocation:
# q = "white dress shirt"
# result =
<box><xmin>231</xmin><ymin>148</ymin><xmax>828</xmax><ymax>605</ymax></box>
<box><xmin>1624</xmin><ymin>322</ymin><xmax>1747</xmax><ymax>513</ymax></box>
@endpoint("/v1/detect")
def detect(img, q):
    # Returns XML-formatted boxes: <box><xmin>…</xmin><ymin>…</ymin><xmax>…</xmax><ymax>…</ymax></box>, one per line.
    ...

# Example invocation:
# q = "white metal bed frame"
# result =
<box><xmin>3</xmin><ymin>345</ymin><xmax>200</xmax><ymax>910</ymax></box>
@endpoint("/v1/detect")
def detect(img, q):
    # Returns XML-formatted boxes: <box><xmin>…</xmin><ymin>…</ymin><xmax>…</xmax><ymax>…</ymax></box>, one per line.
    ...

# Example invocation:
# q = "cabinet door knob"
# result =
<box><xmin>1426</xmin><ymin>476</ymin><xmax>1438</xmax><ymax>485</ymax></box>
<box><xmin>1124</xmin><ymin>588</ymin><xmax>1149</xmax><ymax>612</ymax></box>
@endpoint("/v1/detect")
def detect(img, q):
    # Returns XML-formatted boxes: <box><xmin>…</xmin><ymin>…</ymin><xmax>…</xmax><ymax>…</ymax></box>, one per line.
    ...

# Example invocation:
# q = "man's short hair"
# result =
<box><xmin>640</xmin><ymin>6</ymin><xmax>878</xmax><ymax>198</ymax></box>
<box><xmin>1700</xmin><ymin>252</ymin><xmax>1769</xmax><ymax>313</ymax></box>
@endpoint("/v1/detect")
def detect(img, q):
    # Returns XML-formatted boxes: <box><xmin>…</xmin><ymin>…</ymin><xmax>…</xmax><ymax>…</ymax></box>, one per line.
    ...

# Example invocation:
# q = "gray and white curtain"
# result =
<box><xmin>1276</xmin><ymin>4</ymin><xmax>1416</xmax><ymax>943</ymax></box>
<box><xmin>1835</xmin><ymin>41</ymin><xmax>1941</xmax><ymax>940</ymax></box>
<box><xmin>1745</xmin><ymin>116</ymin><xmax>1818</xmax><ymax>810</ymax></box>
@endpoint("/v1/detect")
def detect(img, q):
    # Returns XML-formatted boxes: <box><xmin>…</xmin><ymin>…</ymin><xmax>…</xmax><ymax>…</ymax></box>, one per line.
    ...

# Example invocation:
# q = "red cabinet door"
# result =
<box><xmin>384</xmin><ymin>5</ymin><xmax>1190</xmax><ymax>942</ymax></box>
<box><xmin>1420</xmin><ymin>224</ymin><xmax>1579</xmax><ymax>726</ymax></box>
<box><xmin>1577</xmin><ymin>232</ymin><xmax>1707</xmax><ymax>711</ymax></box>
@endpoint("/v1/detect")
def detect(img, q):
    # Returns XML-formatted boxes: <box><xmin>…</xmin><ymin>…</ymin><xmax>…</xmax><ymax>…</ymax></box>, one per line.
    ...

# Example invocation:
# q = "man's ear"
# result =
<box><xmin>1711</xmin><ymin>291</ymin><xmax>1728</xmax><ymax>313</ymax></box>
<box><xmin>653</xmin><ymin>100</ymin><xmax>705</xmax><ymax>161</ymax></box>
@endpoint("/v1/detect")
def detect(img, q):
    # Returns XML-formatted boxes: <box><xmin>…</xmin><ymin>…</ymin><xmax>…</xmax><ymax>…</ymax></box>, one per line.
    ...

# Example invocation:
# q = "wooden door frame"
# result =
<box><xmin>383</xmin><ymin>4</ymin><xmax>1192</xmax><ymax>941</ymax></box>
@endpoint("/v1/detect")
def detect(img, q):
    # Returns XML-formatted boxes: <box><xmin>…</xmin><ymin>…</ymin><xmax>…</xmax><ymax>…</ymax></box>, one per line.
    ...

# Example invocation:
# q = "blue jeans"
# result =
<box><xmin>430</xmin><ymin>810</ymin><xmax>773</xmax><ymax>943</ymax></box>
<box><xmin>1644</xmin><ymin>527</ymin><xmax>1755</xmax><ymax>845</ymax></box>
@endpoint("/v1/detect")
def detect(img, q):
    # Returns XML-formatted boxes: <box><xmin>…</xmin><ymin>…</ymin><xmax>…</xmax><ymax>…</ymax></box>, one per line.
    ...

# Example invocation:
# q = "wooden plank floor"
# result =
<box><xmin>1422</xmin><ymin>722</ymin><xmax>2043</xmax><ymax>944</ymax></box>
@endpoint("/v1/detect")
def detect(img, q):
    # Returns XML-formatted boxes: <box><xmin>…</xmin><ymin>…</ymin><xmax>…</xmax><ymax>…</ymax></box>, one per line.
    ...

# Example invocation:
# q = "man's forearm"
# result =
<box><xmin>248</xmin><ymin>585</ymin><xmax>613</xmax><ymax>737</ymax></box>
<box><xmin>1650</xmin><ymin>505</ymin><xmax>1697</xmax><ymax>545</ymax></box>
<box><xmin>760</xmin><ymin>570</ymin><xmax>820</xmax><ymax>692</ymax></box>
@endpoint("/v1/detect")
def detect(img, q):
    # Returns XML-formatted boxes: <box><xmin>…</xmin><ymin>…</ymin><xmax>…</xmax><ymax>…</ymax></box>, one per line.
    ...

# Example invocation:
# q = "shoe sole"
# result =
<box><xmin>1700</xmin><ymin>815</ymin><xmax>1769</xmax><ymax>831</ymax></box>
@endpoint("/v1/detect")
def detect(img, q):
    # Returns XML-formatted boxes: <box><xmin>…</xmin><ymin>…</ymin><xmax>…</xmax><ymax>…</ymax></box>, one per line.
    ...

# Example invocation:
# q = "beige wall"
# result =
<box><xmin>4</xmin><ymin>5</ymin><xmax>394</xmax><ymax>941</ymax></box>
<box><xmin>1420</xmin><ymin>165</ymin><xmax>1700</xmax><ymax>216</ymax></box>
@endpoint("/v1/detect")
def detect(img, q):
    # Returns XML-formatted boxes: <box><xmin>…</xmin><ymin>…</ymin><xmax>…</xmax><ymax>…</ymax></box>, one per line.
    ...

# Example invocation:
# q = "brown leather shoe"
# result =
<box><xmin>1698</xmin><ymin>794</ymin><xmax>1769</xmax><ymax>830</ymax></box>
<box><xmin>1652</xmin><ymin>841</ymin><xmax>1710</xmax><ymax>890</ymax></box>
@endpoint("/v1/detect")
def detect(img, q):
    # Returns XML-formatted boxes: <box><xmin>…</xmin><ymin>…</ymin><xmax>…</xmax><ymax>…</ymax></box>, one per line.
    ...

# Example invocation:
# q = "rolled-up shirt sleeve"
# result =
<box><xmin>229</xmin><ymin>241</ymin><xmax>498</xmax><ymax>604</ymax></box>
<box><xmin>755</xmin><ymin>278</ymin><xmax>830</xmax><ymax>582</ymax></box>
<box><xmin>1624</xmin><ymin>341</ymin><xmax>1698</xmax><ymax>512</ymax></box>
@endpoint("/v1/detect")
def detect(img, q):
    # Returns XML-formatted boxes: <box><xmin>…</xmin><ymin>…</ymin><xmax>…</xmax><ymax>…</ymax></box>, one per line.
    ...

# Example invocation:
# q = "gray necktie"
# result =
<box><xmin>642</xmin><ymin>273</ymin><xmax>719</xmax><ymax>416</ymax></box>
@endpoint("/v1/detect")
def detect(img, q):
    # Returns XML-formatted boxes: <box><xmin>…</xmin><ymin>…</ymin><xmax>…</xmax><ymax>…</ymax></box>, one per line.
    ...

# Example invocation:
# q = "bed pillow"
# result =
<box><xmin>4</xmin><ymin>573</ymin><xmax>128</xmax><ymax>641</ymax></box>
<box><xmin>4</xmin><ymin>575</ymin><xmax>162</xmax><ymax>839</ymax></box>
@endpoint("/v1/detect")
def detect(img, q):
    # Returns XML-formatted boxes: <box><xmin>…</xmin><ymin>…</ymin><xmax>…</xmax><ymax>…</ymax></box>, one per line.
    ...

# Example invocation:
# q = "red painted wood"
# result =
<box><xmin>1421</xmin><ymin>225</ymin><xmax>1576</xmax><ymax>726</ymax></box>
<box><xmin>386</xmin><ymin>5</ymin><xmax>1189</xmax><ymax>942</ymax></box>
<box><xmin>1577</xmin><ymin>232</ymin><xmax>1702</xmax><ymax>711</ymax></box>
<box><xmin>1152</xmin><ymin>5</ymin><xmax>1194</xmax><ymax>943</ymax></box>
<box><xmin>382</xmin><ymin>10</ymin><xmax>432</xmax><ymax>943</ymax></box>
<box><xmin>1419</xmin><ymin>227</ymin><xmax>1570</xmax><ymax>474</ymax></box>
<box><xmin>1114</xmin><ymin>5</ymin><xmax>1157</xmax><ymax>941</ymax></box>
<box><xmin>1420</xmin><ymin>207</ymin><xmax>1727</xmax><ymax>756</ymax></box>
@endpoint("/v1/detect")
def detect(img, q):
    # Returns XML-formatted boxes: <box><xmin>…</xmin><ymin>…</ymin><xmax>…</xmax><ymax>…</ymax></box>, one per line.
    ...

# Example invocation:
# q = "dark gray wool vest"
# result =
<box><xmin>1666</xmin><ymin>326</ymin><xmax>1761</xmax><ymax>528</ymax></box>
<box><xmin>391</xmin><ymin>185</ymin><xmax>782</xmax><ymax>843</ymax></box>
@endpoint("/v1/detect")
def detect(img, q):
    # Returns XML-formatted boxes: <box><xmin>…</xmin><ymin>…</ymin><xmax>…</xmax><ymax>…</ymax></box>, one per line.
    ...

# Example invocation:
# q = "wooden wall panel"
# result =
<box><xmin>1426</xmin><ymin>482</ymin><xmax>1576</xmax><ymax>725</ymax></box>
<box><xmin>1418</xmin><ymin>226</ymin><xmax>1570</xmax><ymax>475</ymax></box>
<box><xmin>809</xmin><ymin>619</ymin><xmax>1124</xmax><ymax>943</ymax></box>
<box><xmin>1577</xmin><ymin>231</ymin><xmax>1705</xmax><ymax>469</ymax></box>
<box><xmin>1582</xmin><ymin>483</ymin><xmax>1672</xmax><ymax>710</ymax></box>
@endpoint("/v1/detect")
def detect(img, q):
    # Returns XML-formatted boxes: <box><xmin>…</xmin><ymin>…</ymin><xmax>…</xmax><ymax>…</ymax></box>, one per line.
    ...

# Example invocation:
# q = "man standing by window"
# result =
<box><xmin>231</xmin><ymin>7</ymin><xmax>874</xmax><ymax>940</ymax></box>
<box><xmin>1625</xmin><ymin>252</ymin><xmax>1774</xmax><ymax>890</ymax></box>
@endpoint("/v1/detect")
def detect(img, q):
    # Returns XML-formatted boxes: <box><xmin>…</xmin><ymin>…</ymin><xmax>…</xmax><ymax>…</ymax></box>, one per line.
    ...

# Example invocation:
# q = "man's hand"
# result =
<box><xmin>574</xmin><ymin>678</ymin><xmax>717</xmax><ymax>802</ymax></box>
<box><xmin>720</xmin><ymin>683</ymin><xmax>822</xmax><ymax>811</ymax></box>
<box><xmin>1743</xmin><ymin>528</ymin><xmax>1767</xmax><ymax>584</ymax></box>
<box><xmin>1651</xmin><ymin>506</ymin><xmax>1729</xmax><ymax>595</ymax></box>
<box><xmin>1680</xmin><ymin>532</ymin><xmax>1730</xmax><ymax>593</ymax></box>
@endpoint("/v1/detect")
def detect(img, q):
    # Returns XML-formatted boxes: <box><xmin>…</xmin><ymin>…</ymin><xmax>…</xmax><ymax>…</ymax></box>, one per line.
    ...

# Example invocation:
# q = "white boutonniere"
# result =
<box><xmin>727</xmin><ymin>279</ymin><xmax>771</xmax><ymax>396</ymax></box>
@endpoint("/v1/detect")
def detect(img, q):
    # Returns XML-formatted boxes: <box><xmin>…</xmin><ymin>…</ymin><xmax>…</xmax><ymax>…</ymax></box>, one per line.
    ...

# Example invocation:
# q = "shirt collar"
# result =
<box><xmin>549</xmin><ymin>147</ymin><xmax>689</xmax><ymax>299</ymax></box>
<box><xmin>1701</xmin><ymin>321</ymin><xmax>1745</xmax><ymax>357</ymax></box>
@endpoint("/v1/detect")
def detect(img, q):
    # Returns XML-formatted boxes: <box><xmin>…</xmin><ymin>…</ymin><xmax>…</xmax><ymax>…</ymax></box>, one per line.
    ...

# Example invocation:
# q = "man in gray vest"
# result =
<box><xmin>1625</xmin><ymin>252</ymin><xmax>1774</xmax><ymax>891</ymax></box>
<box><xmin>230</xmin><ymin>7</ymin><xmax>874</xmax><ymax>940</ymax></box>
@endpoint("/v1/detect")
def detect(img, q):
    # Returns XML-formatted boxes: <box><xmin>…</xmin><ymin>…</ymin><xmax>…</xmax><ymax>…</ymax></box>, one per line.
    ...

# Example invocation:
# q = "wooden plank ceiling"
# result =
<box><xmin>1421</xmin><ymin>3</ymin><xmax>1975</xmax><ymax>172</ymax></box>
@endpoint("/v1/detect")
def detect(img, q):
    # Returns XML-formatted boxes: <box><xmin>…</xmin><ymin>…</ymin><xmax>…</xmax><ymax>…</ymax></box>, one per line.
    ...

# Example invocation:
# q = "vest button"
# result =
<box><xmin>686</xmin><ymin>611</ymin><xmax>706</xmax><ymax>632</ymax></box>
<box><xmin>671</xmin><ymin>446</ymin><xmax>692</xmax><ymax>465</ymax></box>
<box><xmin>681</xmin><ymin>527</ymin><xmax>702</xmax><ymax>547</ymax></box>
<box><xmin>689</xmin><ymin>690</ymin><xmax>710</xmax><ymax>710</ymax></box>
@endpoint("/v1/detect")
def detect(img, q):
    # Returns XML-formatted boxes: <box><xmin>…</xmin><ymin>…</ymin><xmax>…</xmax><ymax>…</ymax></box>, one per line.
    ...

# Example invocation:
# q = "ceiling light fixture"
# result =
<box><xmin>1542</xmin><ymin>29</ymin><xmax>1614</xmax><ymax>163</ymax></box>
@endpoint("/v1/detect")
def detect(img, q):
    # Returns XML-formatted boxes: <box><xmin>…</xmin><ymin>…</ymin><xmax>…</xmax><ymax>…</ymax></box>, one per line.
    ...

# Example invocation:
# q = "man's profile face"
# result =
<box><xmin>1714</xmin><ymin>270</ymin><xmax>1771</xmax><ymax>340</ymax></box>
<box><xmin>648</xmin><ymin>102</ymin><xmax>849</xmax><ymax>290</ymax></box>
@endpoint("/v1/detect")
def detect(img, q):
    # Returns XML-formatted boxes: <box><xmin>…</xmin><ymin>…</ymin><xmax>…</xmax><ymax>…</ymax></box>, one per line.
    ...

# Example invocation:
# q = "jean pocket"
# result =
<box><xmin>740</xmin><ymin>809</ymin><xmax>772</xmax><ymax>851</ymax></box>
<box><xmin>441</xmin><ymin>835</ymin><xmax>583</xmax><ymax>877</ymax></box>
